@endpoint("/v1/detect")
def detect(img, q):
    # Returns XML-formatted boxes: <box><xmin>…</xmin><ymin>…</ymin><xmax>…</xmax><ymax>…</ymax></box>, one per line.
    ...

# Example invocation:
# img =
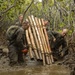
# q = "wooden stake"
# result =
<box><xmin>30</xmin><ymin>16</ymin><xmax>43</xmax><ymax>60</ymax></box>
<box><xmin>29</xmin><ymin>15</ymin><xmax>46</xmax><ymax>65</ymax></box>
<box><xmin>41</xmin><ymin>19</ymin><xmax>54</xmax><ymax>63</ymax></box>
<box><xmin>26</xmin><ymin>30</ymin><xmax>34</xmax><ymax>60</ymax></box>
<box><xmin>27</xmin><ymin>24</ymin><xmax>40</xmax><ymax>60</ymax></box>
<box><xmin>38</xmin><ymin>18</ymin><xmax>50</xmax><ymax>65</ymax></box>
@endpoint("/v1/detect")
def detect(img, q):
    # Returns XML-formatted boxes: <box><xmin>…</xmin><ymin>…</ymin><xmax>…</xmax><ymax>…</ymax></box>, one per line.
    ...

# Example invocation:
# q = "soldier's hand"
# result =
<box><xmin>53</xmin><ymin>38</ymin><xmax>56</xmax><ymax>42</ymax></box>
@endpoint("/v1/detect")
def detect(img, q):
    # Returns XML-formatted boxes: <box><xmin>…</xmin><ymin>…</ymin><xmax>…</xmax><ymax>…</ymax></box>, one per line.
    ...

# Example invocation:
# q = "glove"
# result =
<box><xmin>22</xmin><ymin>49</ymin><xmax>28</xmax><ymax>55</ymax></box>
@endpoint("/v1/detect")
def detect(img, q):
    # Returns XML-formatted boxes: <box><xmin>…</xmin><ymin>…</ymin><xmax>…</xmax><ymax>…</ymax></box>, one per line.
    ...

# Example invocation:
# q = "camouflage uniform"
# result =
<box><xmin>15</xmin><ymin>21</ymin><xmax>22</xmax><ymax>26</ymax></box>
<box><xmin>7</xmin><ymin>27</ymin><xmax>28</xmax><ymax>65</ymax></box>
<box><xmin>47</xmin><ymin>30</ymin><xmax>68</xmax><ymax>60</ymax></box>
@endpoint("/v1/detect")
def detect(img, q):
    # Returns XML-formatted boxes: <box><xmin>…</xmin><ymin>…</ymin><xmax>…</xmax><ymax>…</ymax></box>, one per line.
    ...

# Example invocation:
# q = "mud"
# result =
<box><xmin>0</xmin><ymin>65</ymin><xmax>70</xmax><ymax>75</ymax></box>
<box><xmin>0</xmin><ymin>46</ymin><xmax>70</xmax><ymax>75</ymax></box>
<box><xmin>61</xmin><ymin>34</ymin><xmax>75</xmax><ymax>70</ymax></box>
<box><xmin>61</xmin><ymin>54</ymin><xmax>75</xmax><ymax>75</ymax></box>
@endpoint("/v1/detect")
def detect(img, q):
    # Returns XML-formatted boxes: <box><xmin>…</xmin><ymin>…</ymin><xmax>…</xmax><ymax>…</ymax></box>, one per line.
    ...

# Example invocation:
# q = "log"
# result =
<box><xmin>27</xmin><ymin>23</ymin><xmax>40</xmax><ymax>60</ymax></box>
<box><xmin>38</xmin><ymin>18</ymin><xmax>50</xmax><ymax>64</ymax></box>
<box><xmin>29</xmin><ymin>15</ymin><xmax>46</xmax><ymax>65</ymax></box>
<box><xmin>30</xmin><ymin>16</ymin><xmax>42</xmax><ymax>60</ymax></box>
<box><xmin>26</xmin><ymin>30</ymin><xmax>34</xmax><ymax>60</ymax></box>
<box><xmin>41</xmin><ymin>19</ymin><xmax>54</xmax><ymax>63</ymax></box>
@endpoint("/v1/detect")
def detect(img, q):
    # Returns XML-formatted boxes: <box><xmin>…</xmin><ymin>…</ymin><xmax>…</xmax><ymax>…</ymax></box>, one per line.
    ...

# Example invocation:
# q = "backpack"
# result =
<box><xmin>6</xmin><ymin>25</ymin><xmax>19</xmax><ymax>41</ymax></box>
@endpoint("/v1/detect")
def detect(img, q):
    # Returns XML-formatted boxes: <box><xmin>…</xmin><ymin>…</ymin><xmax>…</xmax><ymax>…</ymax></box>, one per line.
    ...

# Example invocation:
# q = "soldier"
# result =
<box><xmin>6</xmin><ymin>21</ymin><xmax>29</xmax><ymax>66</ymax></box>
<box><xmin>47</xmin><ymin>29</ymin><xmax>68</xmax><ymax>61</ymax></box>
<box><xmin>15</xmin><ymin>14</ymin><xmax>23</xmax><ymax>26</ymax></box>
<box><xmin>43</xmin><ymin>20</ymin><xmax>68</xmax><ymax>60</ymax></box>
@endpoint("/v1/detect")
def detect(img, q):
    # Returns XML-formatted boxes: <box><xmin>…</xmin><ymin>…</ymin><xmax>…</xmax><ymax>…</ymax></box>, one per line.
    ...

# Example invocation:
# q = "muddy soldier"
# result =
<box><xmin>43</xmin><ymin>21</ymin><xmax>68</xmax><ymax>61</ymax></box>
<box><xmin>48</xmin><ymin>29</ymin><xmax>68</xmax><ymax>60</ymax></box>
<box><xmin>6</xmin><ymin>21</ymin><xmax>29</xmax><ymax>66</ymax></box>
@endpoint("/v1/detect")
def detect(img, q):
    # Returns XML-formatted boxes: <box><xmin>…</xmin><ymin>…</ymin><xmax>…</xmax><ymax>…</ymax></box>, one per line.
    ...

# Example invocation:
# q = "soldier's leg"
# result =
<box><xmin>8</xmin><ymin>45</ymin><xmax>18</xmax><ymax>66</ymax></box>
<box><xmin>52</xmin><ymin>48</ymin><xmax>58</xmax><ymax>61</ymax></box>
<box><xmin>18</xmin><ymin>50</ymin><xmax>24</xmax><ymax>63</ymax></box>
<box><xmin>52</xmin><ymin>49</ymin><xmax>61</xmax><ymax>61</ymax></box>
<box><xmin>61</xmin><ymin>48</ymin><xmax>68</xmax><ymax>58</ymax></box>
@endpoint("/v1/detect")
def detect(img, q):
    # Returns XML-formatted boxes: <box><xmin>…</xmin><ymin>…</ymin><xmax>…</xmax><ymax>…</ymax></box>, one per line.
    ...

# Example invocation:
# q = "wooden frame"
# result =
<box><xmin>26</xmin><ymin>15</ymin><xmax>54</xmax><ymax>65</ymax></box>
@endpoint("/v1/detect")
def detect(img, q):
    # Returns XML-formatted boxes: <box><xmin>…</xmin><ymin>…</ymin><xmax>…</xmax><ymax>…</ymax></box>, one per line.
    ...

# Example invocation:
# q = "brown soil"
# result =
<box><xmin>60</xmin><ymin>32</ymin><xmax>75</xmax><ymax>71</ymax></box>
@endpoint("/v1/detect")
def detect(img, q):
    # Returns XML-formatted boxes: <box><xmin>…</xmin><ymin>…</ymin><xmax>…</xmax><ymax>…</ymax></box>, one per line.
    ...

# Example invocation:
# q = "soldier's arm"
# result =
<box><xmin>16</xmin><ymin>28</ymin><xmax>25</xmax><ymax>50</ymax></box>
<box><xmin>48</xmin><ymin>30</ymin><xmax>58</xmax><ymax>41</ymax></box>
<box><xmin>62</xmin><ymin>39</ymin><xmax>67</xmax><ymax>48</ymax></box>
<box><xmin>60</xmin><ymin>38</ymin><xmax>69</xmax><ymax>57</ymax></box>
<box><xmin>51</xmin><ymin>31</ymin><xmax>58</xmax><ymax>37</ymax></box>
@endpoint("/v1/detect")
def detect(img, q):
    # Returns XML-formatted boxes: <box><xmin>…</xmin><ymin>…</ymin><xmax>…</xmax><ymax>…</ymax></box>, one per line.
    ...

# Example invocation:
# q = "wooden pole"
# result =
<box><xmin>28</xmin><ymin>16</ymin><xmax>46</xmax><ymax>65</ymax></box>
<box><xmin>41</xmin><ymin>19</ymin><xmax>54</xmax><ymax>63</ymax></box>
<box><xmin>26</xmin><ymin>30</ymin><xmax>34</xmax><ymax>60</ymax></box>
<box><xmin>27</xmin><ymin>23</ymin><xmax>40</xmax><ymax>60</ymax></box>
<box><xmin>38</xmin><ymin>18</ymin><xmax>50</xmax><ymax>65</ymax></box>
<box><xmin>30</xmin><ymin>16</ymin><xmax>43</xmax><ymax>60</ymax></box>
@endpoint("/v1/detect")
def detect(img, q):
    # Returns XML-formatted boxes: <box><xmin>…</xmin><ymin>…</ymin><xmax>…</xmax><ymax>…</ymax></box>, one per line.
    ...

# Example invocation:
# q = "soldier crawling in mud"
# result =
<box><xmin>43</xmin><ymin>20</ymin><xmax>68</xmax><ymax>61</ymax></box>
<box><xmin>48</xmin><ymin>29</ymin><xmax>68</xmax><ymax>61</ymax></box>
<box><xmin>6</xmin><ymin>21</ymin><xmax>29</xmax><ymax>66</ymax></box>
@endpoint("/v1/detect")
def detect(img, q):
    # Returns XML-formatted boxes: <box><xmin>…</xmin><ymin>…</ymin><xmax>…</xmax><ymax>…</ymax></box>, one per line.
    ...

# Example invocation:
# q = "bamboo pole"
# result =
<box><xmin>41</xmin><ymin>19</ymin><xmax>54</xmax><ymax>63</ymax></box>
<box><xmin>28</xmin><ymin>16</ymin><xmax>46</xmax><ymax>65</ymax></box>
<box><xmin>37</xmin><ymin>18</ymin><xmax>50</xmax><ymax>65</ymax></box>
<box><xmin>26</xmin><ymin>30</ymin><xmax>34</xmax><ymax>60</ymax></box>
<box><xmin>40</xmin><ymin>19</ymin><xmax>52</xmax><ymax>64</ymax></box>
<box><xmin>27</xmin><ymin>23</ymin><xmax>40</xmax><ymax>60</ymax></box>
<box><xmin>30</xmin><ymin>16</ymin><xmax>42</xmax><ymax>60</ymax></box>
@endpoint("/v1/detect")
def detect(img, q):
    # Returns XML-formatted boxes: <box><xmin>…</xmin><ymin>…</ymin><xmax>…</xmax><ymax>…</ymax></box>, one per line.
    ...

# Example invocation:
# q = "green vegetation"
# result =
<box><xmin>0</xmin><ymin>0</ymin><xmax>75</xmax><ymax>34</ymax></box>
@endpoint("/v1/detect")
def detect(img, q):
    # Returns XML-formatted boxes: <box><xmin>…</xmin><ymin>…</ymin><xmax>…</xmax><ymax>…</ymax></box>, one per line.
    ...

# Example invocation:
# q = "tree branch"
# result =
<box><xmin>54</xmin><ymin>0</ymin><xmax>68</xmax><ymax>15</ymax></box>
<box><xmin>21</xmin><ymin>0</ymin><xmax>34</xmax><ymax>23</ymax></box>
<box><xmin>1</xmin><ymin>0</ymin><xmax>17</xmax><ymax>14</ymax></box>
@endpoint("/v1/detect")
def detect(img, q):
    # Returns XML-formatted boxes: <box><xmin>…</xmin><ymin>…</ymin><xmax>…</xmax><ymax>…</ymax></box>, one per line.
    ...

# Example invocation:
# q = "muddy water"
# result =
<box><xmin>0</xmin><ymin>64</ymin><xmax>70</xmax><ymax>75</ymax></box>
<box><xmin>0</xmin><ymin>47</ymin><xmax>70</xmax><ymax>75</ymax></box>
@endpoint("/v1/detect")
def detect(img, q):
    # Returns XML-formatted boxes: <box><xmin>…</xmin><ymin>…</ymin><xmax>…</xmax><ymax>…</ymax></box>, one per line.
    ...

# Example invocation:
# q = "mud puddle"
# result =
<box><xmin>0</xmin><ymin>64</ymin><xmax>70</xmax><ymax>75</ymax></box>
<box><xmin>0</xmin><ymin>56</ymin><xmax>70</xmax><ymax>75</ymax></box>
<box><xmin>0</xmin><ymin>46</ymin><xmax>70</xmax><ymax>75</ymax></box>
